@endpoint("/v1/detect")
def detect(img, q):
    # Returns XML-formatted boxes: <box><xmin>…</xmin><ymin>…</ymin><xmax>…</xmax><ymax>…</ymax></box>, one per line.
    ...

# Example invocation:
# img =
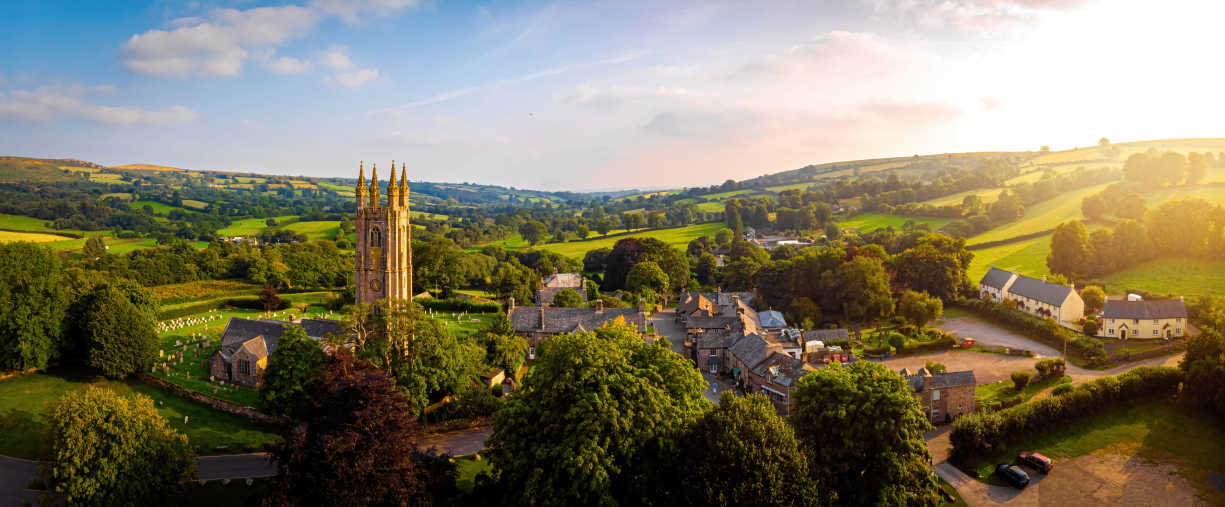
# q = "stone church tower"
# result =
<box><xmin>355</xmin><ymin>161</ymin><xmax>412</xmax><ymax>305</ymax></box>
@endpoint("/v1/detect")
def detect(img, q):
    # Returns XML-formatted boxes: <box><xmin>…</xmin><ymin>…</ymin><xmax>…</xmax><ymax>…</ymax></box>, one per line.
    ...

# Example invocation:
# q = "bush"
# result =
<box><xmin>422</xmin><ymin>385</ymin><xmax>504</xmax><ymax>424</ymax></box>
<box><xmin>1052</xmin><ymin>384</ymin><xmax>1074</xmax><ymax>396</ymax></box>
<box><xmin>418</xmin><ymin>298</ymin><xmax>502</xmax><ymax>314</ymax></box>
<box><xmin>959</xmin><ymin>299</ymin><xmax>1108</xmax><ymax>365</ymax></box>
<box><xmin>950</xmin><ymin>366</ymin><xmax>1183</xmax><ymax>461</ymax></box>
<box><xmin>1083</xmin><ymin>319</ymin><xmax>1099</xmax><ymax>336</ymax></box>
<box><xmin>888</xmin><ymin>333</ymin><xmax>906</xmax><ymax>351</ymax></box>
<box><xmin>1034</xmin><ymin>357</ymin><xmax>1066</xmax><ymax>378</ymax></box>
<box><xmin>1011</xmin><ymin>371</ymin><xmax>1032</xmax><ymax>391</ymax></box>
<box><xmin>903</xmin><ymin>335</ymin><xmax>956</xmax><ymax>354</ymax></box>
<box><xmin>227</xmin><ymin>296</ymin><xmax>289</xmax><ymax>311</ymax></box>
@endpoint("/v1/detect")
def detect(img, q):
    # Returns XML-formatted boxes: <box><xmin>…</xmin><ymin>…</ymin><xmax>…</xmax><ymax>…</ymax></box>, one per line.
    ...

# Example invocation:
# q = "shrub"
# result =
<box><xmin>227</xmin><ymin>296</ymin><xmax>289</xmax><ymax>311</ymax></box>
<box><xmin>1083</xmin><ymin>319</ymin><xmax>1099</xmax><ymax>336</ymax></box>
<box><xmin>1052</xmin><ymin>384</ymin><xmax>1074</xmax><ymax>396</ymax></box>
<box><xmin>950</xmin><ymin>366</ymin><xmax>1183</xmax><ymax>461</ymax></box>
<box><xmin>1034</xmin><ymin>358</ymin><xmax>1066</xmax><ymax>378</ymax></box>
<box><xmin>888</xmin><ymin>333</ymin><xmax>906</xmax><ymax>351</ymax></box>
<box><xmin>1011</xmin><ymin>371</ymin><xmax>1032</xmax><ymax>391</ymax></box>
<box><xmin>904</xmin><ymin>335</ymin><xmax>957</xmax><ymax>354</ymax></box>
<box><xmin>925</xmin><ymin>360</ymin><xmax>947</xmax><ymax>374</ymax></box>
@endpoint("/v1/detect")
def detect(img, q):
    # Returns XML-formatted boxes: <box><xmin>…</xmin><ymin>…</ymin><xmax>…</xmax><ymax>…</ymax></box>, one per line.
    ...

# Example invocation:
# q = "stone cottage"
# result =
<box><xmin>209</xmin><ymin>317</ymin><xmax>343</xmax><ymax>388</ymax></box>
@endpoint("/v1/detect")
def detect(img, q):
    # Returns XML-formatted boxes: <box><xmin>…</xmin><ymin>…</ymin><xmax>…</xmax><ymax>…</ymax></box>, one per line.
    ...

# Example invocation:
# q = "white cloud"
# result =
<box><xmin>867</xmin><ymin>0</ymin><xmax>1090</xmax><ymax>32</ymax></box>
<box><xmin>266</xmin><ymin>56</ymin><xmax>314</xmax><ymax>74</ymax></box>
<box><xmin>121</xmin><ymin>0</ymin><xmax>419</xmax><ymax>78</ymax></box>
<box><xmin>560</xmin><ymin>85</ymin><xmax>699</xmax><ymax>109</ymax></box>
<box><xmin>334</xmin><ymin>68</ymin><xmax>380</xmax><ymax>89</ymax></box>
<box><xmin>0</xmin><ymin>86</ymin><xmax>198</xmax><ymax>126</ymax></box>
<box><xmin>318</xmin><ymin>45</ymin><xmax>354</xmax><ymax>70</ymax></box>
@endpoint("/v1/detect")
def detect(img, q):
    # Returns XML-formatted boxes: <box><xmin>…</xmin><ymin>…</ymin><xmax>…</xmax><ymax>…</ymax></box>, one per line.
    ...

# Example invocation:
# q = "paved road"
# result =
<box><xmin>0</xmin><ymin>456</ymin><xmax>40</xmax><ymax>505</ymax></box>
<box><xmin>197</xmin><ymin>453</ymin><xmax>276</xmax><ymax>480</ymax></box>
<box><xmin>417</xmin><ymin>427</ymin><xmax>493</xmax><ymax>457</ymax></box>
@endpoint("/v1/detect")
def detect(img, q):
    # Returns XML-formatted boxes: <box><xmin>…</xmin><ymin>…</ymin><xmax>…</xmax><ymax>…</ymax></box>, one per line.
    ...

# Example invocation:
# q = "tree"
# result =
<box><xmin>1047</xmin><ymin>220</ymin><xmax>1092</xmax><ymax>279</ymax></box>
<box><xmin>824</xmin><ymin>221</ymin><xmax>842</xmax><ymax>241</ymax></box>
<box><xmin>82</xmin><ymin>236</ymin><xmax>107</xmax><ymax>260</ymax></box>
<box><xmin>1187</xmin><ymin>152</ymin><xmax>1208</xmax><ymax>185</ymax></box>
<box><xmin>484</xmin><ymin>319</ymin><xmax>709</xmax><ymax>506</ymax></box>
<box><xmin>824</xmin><ymin>256</ymin><xmax>894</xmax><ymax>324</ymax></box>
<box><xmin>550</xmin><ymin>288</ymin><xmax>583</xmax><ymax>308</ymax></box>
<box><xmin>790</xmin><ymin>361</ymin><xmax>939</xmax><ymax>506</ymax></box>
<box><xmin>479</xmin><ymin>331</ymin><xmax>528</xmax><ymax>375</ymax></box>
<box><xmin>46</xmin><ymin>388</ymin><xmax>195</xmax><ymax>505</ymax></box>
<box><xmin>1159</xmin><ymin>151</ymin><xmax>1187</xmax><ymax>185</ymax></box>
<box><xmin>897</xmin><ymin>290</ymin><xmax>943</xmax><ymax>329</ymax></box>
<box><xmin>260</xmin><ymin>285</ymin><xmax>283</xmax><ymax>312</ymax></box>
<box><xmin>1080</xmin><ymin>285</ymin><xmax>1106</xmax><ymax>315</ymax></box>
<box><xmin>924</xmin><ymin>360</ymin><xmax>947</xmax><ymax>374</ymax></box>
<box><xmin>715</xmin><ymin>227</ymin><xmax>733</xmax><ymax>246</ymax></box>
<box><xmin>625</xmin><ymin>261</ymin><xmax>669</xmax><ymax>295</ymax></box>
<box><xmin>491</xmin><ymin>260</ymin><xmax>536</xmax><ymax>304</ymax></box>
<box><xmin>1114</xmin><ymin>191</ymin><xmax>1147</xmax><ymax>221</ymax></box>
<box><xmin>268</xmin><ymin>349</ymin><xmax>436</xmax><ymax>506</ymax></box>
<box><xmin>1181</xmin><ymin>329</ymin><xmax>1225</xmax><ymax>417</ymax></box>
<box><xmin>71</xmin><ymin>283</ymin><xmax>158</xmax><ymax>379</ymax></box>
<box><xmin>1011</xmin><ymin>371</ymin><xmax>1032</xmax><ymax>391</ymax></box>
<box><xmin>259</xmin><ymin>325</ymin><xmax>326</xmax><ymax>417</ymax></box>
<box><xmin>0</xmin><ymin>242</ymin><xmax>68</xmax><ymax>371</ymax></box>
<box><xmin>1081</xmin><ymin>193</ymin><xmax>1108</xmax><ymax>221</ymax></box>
<box><xmin>891</xmin><ymin>241</ymin><xmax>971</xmax><ymax>302</ymax></box>
<box><xmin>1083</xmin><ymin>319</ymin><xmax>1099</xmax><ymax>335</ymax></box>
<box><xmin>670</xmin><ymin>392</ymin><xmax>817</xmax><ymax>506</ymax></box>
<box><xmin>1098</xmin><ymin>137</ymin><xmax>1110</xmax><ymax>147</ymax></box>
<box><xmin>519</xmin><ymin>220</ymin><xmax>548</xmax><ymax>246</ymax></box>
<box><xmin>696</xmin><ymin>252</ymin><xmax>719</xmax><ymax>286</ymax></box>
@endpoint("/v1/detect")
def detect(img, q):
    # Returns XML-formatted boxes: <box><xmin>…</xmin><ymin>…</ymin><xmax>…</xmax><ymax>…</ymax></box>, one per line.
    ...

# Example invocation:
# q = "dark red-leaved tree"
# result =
<box><xmin>265</xmin><ymin>349</ymin><xmax>446</xmax><ymax>506</ymax></box>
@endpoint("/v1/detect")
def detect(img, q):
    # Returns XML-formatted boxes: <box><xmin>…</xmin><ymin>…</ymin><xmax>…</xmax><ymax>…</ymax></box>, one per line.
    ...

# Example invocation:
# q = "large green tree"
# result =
<box><xmin>484</xmin><ymin>319</ymin><xmax>709</xmax><ymax>506</ymax></box>
<box><xmin>670</xmin><ymin>392</ymin><xmax>817</xmax><ymax>506</ymax></box>
<box><xmin>70</xmin><ymin>283</ymin><xmax>158</xmax><ymax>379</ymax></box>
<box><xmin>0</xmin><ymin>242</ymin><xmax>68</xmax><ymax>371</ymax></box>
<box><xmin>790</xmin><ymin>361</ymin><xmax>939</xmax><ymax>506</ymax></box>
<box><xmin>259</xmin><ymin>324</ymin><xmax>326</xmax><ymax>417</ymax></box>
<box><xmin>550</xmin><ymin>288</ymin><xmax>584</xmax><ymax>308</ymax></box>
<box><xmin>1180</xmin><ymin>329</ymin><xmax>1225</xmax><ymax>418</ymax></box>
<box><xmin>823</xmin><ymin>255</ymin><xmax>894</xmax><ymax>324</ymax></box>
<box><xmin>625</xmin><ymin>261</ymin><xmax>669</xmax><ymax>295</ymax></box>
<box><xmin>1047</xmin><ymin>220</ymin><xmax>1092</xmax><ymax>279</ymax></box>
<box><xmin>897</xmin><ymin>290</ymin><xmax>943</xmax><ymax>328</ymax></box>
<box><xmin>47</xmin><ymin>387</ymin><xmax>195</xmax><ymax>506</ymax></box>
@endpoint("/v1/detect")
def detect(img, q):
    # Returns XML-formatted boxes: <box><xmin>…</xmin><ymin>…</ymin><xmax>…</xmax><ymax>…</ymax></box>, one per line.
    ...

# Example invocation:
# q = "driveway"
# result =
<box><xmin>0</xmin><ymin>455</ymin><xmax>40</xmax><ymax>505</ymax></box>
<box><xmin>936</xmin><ymin>316</ymin><xmax>1063</xmax><ymax>358</ymax></box>
<box><xmin>197</xmin><ymin>453</ymin><xmax>276</xmax><ymax>480</ymax></box>
<box><xmin>417</xmin><ymin>427</ymin><xmax>493</xmax><ymax>457</ymax></box>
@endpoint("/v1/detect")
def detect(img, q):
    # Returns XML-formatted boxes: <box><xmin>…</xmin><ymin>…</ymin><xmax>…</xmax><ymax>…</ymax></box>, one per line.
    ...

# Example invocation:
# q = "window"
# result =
<box><xmin>370</xmin><ymin>227</ymin><xmax>381</xmax><ymax>247</ymax></box>
<box><xmin>1177</xmin><ymin>318</ymin><xmax>1183</xmax><ymax>323</ymax></box>
<box><xmin>932</xmin><ymin>389</ymin><xmax>941</xmax><ymax>401</ymax></box>
<box><xmin>238</xmin><ymin>359</ymin><xmax>250</xmax><ymax>376</ymax></box>
<box><xmin>1108</xmin><ymin>329</ymin><xmax>1114</xmax><ymax>334</ymax></box>
<box><xmin>1177</xmin><ymin>328</ymin><xmax>1182</xmax><ymax>334</ymax></box>
<box><xmin>528</xmin><ymin>346</ymin><xmax>535</xmax><ymax>360</ymax></box>
<box><xmin>1132</xmin><ymin>329</ymin><xmax>1138</xmax><ymax>336</ymax></box>
<box><xmin>1153</xmin><ymin>330</ymin><xmax>1159</xmax><ymax>336</ymax></box>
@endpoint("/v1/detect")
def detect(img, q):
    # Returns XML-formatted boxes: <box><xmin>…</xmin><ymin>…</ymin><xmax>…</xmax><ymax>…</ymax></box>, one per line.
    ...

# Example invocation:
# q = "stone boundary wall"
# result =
<box><xmin>1112</xmin><ymin>342</ymin><xmax>1186</xmax><ymax>363</ymax></box>
<box><xmin>136</xmin><ymin>373</ymin><xmax>283</xmax><ymax>426</ymax></box>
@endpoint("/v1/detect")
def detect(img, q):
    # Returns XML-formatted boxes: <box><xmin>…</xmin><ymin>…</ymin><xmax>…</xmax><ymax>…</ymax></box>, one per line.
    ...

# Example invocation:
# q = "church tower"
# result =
<box><xmin>355</xmin><ymin>161</ymin><xmax>413</xmax><ymax>305</ymax></box>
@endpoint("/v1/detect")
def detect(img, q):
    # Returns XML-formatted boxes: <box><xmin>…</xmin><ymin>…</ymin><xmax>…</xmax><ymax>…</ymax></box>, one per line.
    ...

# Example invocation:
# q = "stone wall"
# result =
<box><xmin>136</xmin><ymin>373</ymin><xmax>283</xmax><ymax>426</ymax></box>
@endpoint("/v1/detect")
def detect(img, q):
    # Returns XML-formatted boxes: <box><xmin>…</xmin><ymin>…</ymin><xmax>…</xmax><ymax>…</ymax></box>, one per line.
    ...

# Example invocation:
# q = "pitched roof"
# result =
<box><xmin>751</xmin><ymin>352</ymin><xmax>815</xmax><ymax>388</ymax></box>
<box><xmin>758</xmin><ymin>310</ymin><xmax>787</xmax><ymax>329</ymax></box>
<box><xmin>542</xmin><ymin>272</ymin><xmax>584</xmax><ymax>289</ymax></box>
<box><xmin>903</xmin><ymin>370</ymin><xmax>976</xmax><ymax>392</ymax></box>
<box><xmin>1007</xmin><ymin>275</ymin><xmax>1073</xmax><ymax>306</ymax></box>
<box><xmin>697</xmin><ymin>328</ymin><xmax>740</xmax><ymax>350</ymax></box>
<box><xmin>729</xmin><ymin>333</ymin><xmax>775</xmax><ymax>370</ymax></box>
<box><xmin>238</xmin><ymin>336</ymin><xmax>268</xmax><ymax>359</ymax></box>
<box><xmin>803</xmin><ymin>328</ymin><xmax>849</xmax><ymax>342</ymax></box>
<box><xmin>509</xmin><ymin>306</ymin><xmax>646</xmax><ymax>334</ymax></box>
<box><xmin>686</xmin><ymin>316</ymin><xmax>734</xmax><ymax>330</ymax></box>
<box><xmin>1103</xmin><ymin>299</ymin><xmax>1187</xmax><ymax>320</ymax></box>
<box><xmin>536</xmin><ymin>286</ymin><xmax>585</xmax><ymax>306</ymax></box>
<box><xmin>220</xmin><ymin>317</ymin><xmax>342</xmax><ymax>359</ymax></box>
<box><xmin>980</xmin><ymin>266</ymin><xmax>1015</xmax><ymax>290</ymax></box>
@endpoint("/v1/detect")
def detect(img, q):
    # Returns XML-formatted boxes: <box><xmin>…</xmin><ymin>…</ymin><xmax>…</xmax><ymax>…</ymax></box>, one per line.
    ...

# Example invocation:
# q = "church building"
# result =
<box><xmin>355</xmin><ymin>161</ymin><xmax>413</xmax><ymax>304</ymax></box>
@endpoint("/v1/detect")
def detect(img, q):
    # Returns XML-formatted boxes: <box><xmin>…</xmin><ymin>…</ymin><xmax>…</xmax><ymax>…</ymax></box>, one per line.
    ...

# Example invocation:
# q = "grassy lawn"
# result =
<box><xmin>1098</xmin><ymin>257</ymin><xmax>1225</xmax><ymax>297</ymax></box>
<box><xmin>967</xmin><ymin>234</ymin><xmax>1051</xmax><ymax>282</ymax></box>
<box><xmin>975</xmin><ymin>374</ymin><xmax>1070</xmax><ymax>407</ymax></box>
<box><xmin>283</xmin><ymin>220</ymin><xmax>340</xmax><ymax>241</ymax></box>
<box><xmin>968</xmin><ymin>183</ymin><xmax>1110</xmax><ymax>244</ymax></box>
<box><xmin>922</xmin><ymin>187</ymin><xmax>1005</xmax><ymax>207</ymax></box>
<box><xmin>533</xmin><ymin>223</ymin><xmax>725</xmax><ymax>259</ymax></box>
<box><xmin>970</xmin><ymin>399</ymin><xmax>1225</xmax><ymax>497</ymax></box>
<box><xmin>454</xmin><ymin>454</ymin><xmax>492</xmax><ymax>493</ymax></box>
<box><xmin>433</xmin><ymin>311</ymin><xmax>497</xmax><ymax>339</ymax></box>
<box><xmin>0</xmin><ymin>368</ymin><xmax>281</xmax><ymax>459</ymax></box>
<box><xmin>838</xmin><ymin>212</ymin><xmax>953</xmax><ymax>232</ymax></box>
<box><xmin>216</xmin><ymin>216</ymin><xmax>298</xmax><ymax>236</ymax></box>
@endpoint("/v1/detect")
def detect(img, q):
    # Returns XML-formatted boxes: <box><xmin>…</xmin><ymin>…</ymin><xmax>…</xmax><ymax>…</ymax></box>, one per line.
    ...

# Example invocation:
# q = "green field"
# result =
<box><xmin>284</xmin><ymin>220</ymin><xmax>340</xmax><ymax>241</ymax></box>
<box><xmin>764</xmin><ymin>181</ymin><xmax>820</xmax><ymax>193</ymax></box>
<box><xmin>0</xmin><ymin>368</ymin><xmax>281</xmax><ymax>459</ymax></box>
<box><xmin>216</xmin><ymin>216</ymin><xmax>298</xmax><ymax>236</ymax></box>
<box><xmin>922</xmin><ymin>188</ymin><xmax>1005</xmax><ymax>207</ymax></box>
<box><xmin>971</xmin><ymin>399</ymin><xmax>1225</xmax><ymax>501</ymax></box>
<box><xmin>1098</xmin><ymin>258</ymin><xmax>1225</xmax><ymax>297</ymax></box>
<box><xmin>967</xmin><ymin>235</ymin><xmax>1051</xmax><ymax>282</ymax></box>
<box><xmin>0</xmin><ymin>213</ymin><xmax>61</xmax><ymax>233</ymax></box>
<box><xmin>838</xmin><ymin>213</ymin><xmax>953</xmax><ymax>232</ymax></box>
<box><xmin>968</xmin><ymin>183</ymin><xmax>1110</xmax><ymax>244</ymax></box>
<box><xmin>532</xmin><ymin>223</ymin><xmax>726</xmax><ymax>259</ymax></box>
<box><xmin>695</xmin><ymin>201</ymin><xmax>725</xmax><ymax>213</ymax></box>
<box><xmin>975</xmin><ymin>374</ymin><xmax>1070</xmax><ymax>408</ymax></box>
<box><xmin>702</xmin><ymin>189</ymin><xmax>756</xmax><ymax>200</ymax></box>
<box><xmin>131</xmin><ymin>200</ymin><xmax>195</xmax><ymax>215</ymax></box>
<box><xmin>0</xmin><ymin>230</ymin><xmax>77</xmax><ymax>243</ymax></box>
<box><xmin>181</xmin><ymin>199</ymin><xmax>209</xmax><ymax>210</ymax></box>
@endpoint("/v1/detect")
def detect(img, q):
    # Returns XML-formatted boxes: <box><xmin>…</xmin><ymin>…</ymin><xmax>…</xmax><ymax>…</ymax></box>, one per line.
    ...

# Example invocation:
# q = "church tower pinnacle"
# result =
<box><xmin>355</xmin><ymin>160</ymin><xmax>412</xmax><ymax>305</ymax></box>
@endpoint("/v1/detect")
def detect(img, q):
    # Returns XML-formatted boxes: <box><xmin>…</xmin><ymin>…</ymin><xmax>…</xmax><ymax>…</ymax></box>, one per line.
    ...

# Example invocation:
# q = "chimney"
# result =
<box><xmin>508</xmin><ymin>297</ymin><xmax>516</xmax><ymax>312</ymax></box>
<box><xmin>594</xmin><ymin>299</ymin><xmax>604</xmax><ymax>312</ymax></box>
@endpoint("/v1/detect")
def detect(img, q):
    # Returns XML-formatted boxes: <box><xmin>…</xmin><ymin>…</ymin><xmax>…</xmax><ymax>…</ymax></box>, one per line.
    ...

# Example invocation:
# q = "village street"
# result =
<box><xmin>0</xmin><ymin>453</ymin><xmax>277</xmax><ymax>502</ymax></box>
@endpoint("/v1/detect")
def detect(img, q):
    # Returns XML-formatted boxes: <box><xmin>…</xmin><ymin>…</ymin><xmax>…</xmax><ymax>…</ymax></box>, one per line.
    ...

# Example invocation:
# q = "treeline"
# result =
<box><xmin>1048</xmin><ymin>197</ymin><xmax>1225</xmax><ymax>280</ymax></box>
<box><xmin>941</xmin><ymin>166</ymin><xmax>1118</xmax><ymax>238</ymax></box>
<box><xmin>1121</xmin><ymin>149</ymin><xmax>1225</xmax><ymax>187</ymax></box>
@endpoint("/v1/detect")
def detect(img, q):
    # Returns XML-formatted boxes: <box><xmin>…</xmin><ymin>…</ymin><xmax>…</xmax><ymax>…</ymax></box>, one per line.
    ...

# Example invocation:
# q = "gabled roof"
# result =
<box><xmin>758</xmin><ymin>310</ymin><xmax>787</xmax><ymax>329</ymax></box>
<box><xmin>221</xmin><ymin>317</ymin><xmax>343</xmax><ymax>359</ymax></box>
<box><xmin>979</xmin><ymin>266</ymin><xmax>1015</xmax><ymax>290</ymax></box>
<box><xmin>729</xmin><ymin>333</ymin><xmax>775</xmax><ymax>371</ymax></box>
<box><xmin>1104</xmin><ymin>299</ymin><xmax>1187</xmax><ymax>320</ymax></box>
<box><xmin>542</xmin><ymin>272</ymin><xmax>584</xmax><ymax>289</ymax></box>
<box><xmin>509</xmin><ymin>307</ymin><xmax>646</xmax><ymax>334</ymax></box>
<box><xmin>931</xmin><ymin>370</ymin><xmax>976</xmax><ymax>388</ymax></box>
<box><xmin>238</xmin><ymin>336</ymin><xmax>268</xmax><ymax>359</ymax></box>
<box><xmin>696</xmin><ymin>328</ymin><xmax>740</xmax><ymax>350</ymax></box>
<box><xmin>751</xmin><ymin>352</ymin><xmax>816</xmax><ymax>388</ymax></box>
<box><xmin>803</xmin><ymin>328</ymin><xmax>849</xmax><ymax>342</ymax></box>
<box><xmin>686</xmin><ymin>316</ymin><xmax>734</xmax><ymax>330</ymax></box>
<box><xmin>1007</xmin><ymin>275</ymin><xmax>1074</xmax><ymax>306</ymax></box>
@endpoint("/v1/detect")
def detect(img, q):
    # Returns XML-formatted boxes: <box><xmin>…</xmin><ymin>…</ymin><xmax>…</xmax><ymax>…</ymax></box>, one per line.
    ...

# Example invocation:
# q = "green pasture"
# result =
<box><xmin>702</xmin><ymin>189</ymin><xmax>756</xmax><ymax>200</ymax></box>
<box><xmin>284</xmin><ymin>220</ymin><xmax>340</xmax><ymax>241</ymax></box>
<box><xmin>532</xmin><ymin>222</ymin><xmax>726</xmax><ymax>259</ymax></box>
<box><xmin>695</xmin><ymin>201</ymin><xmax>725</xmax><ymax>213</ymax></box>
<box><xmin>922</xmin><ymin>188</ymin><xmax>1005</xmax><ymax>207</ymax></box>
<box><xmin>764</xmin><ymin>181</ymin><xmax>820</xmax><ymax>193</ymax></box>
<box><xmin>1097</xmin><ymin>258</ymin><xmax>1225</xmax><ymax>297</ymax></box>
<box><xmin>838</xmin><ymin>213</ymin><xmax>952</xmax><ymax>232</ymax></box>
<box><xmin>216</xmin><ymin>215</ymin><xmax>297</xmax><ymax>236</ymax></box>
<box><xmin>967</xmin><ymin>235</ymin><xmax>1051</xmax><ymax>282</ymax></box>
<box><xmin>968</xmin><ymin>183</ymin><xmax>1110</xmax><ymax>244</ymax></box>
<box><xmin>131</xmin><ymin>200</ymin><xmax>195</xmax><ymax>215</ymax></box>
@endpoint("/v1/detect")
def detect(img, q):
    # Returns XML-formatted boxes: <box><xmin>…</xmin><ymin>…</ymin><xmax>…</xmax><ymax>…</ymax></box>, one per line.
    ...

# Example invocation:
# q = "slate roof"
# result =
<box><xmin>697</xmin><ymin>329</ymin><xmax>740</xmax><ymax>350</ymax></box>
<box><xmin>536</xmin><ymin>286</ymin><xmax>585</xmax><ymax>307</ymax></box>
<box><xmin>219</xmin><ymin>317</ymin><xmax>343</xmax><ymax>360</ymax></box>
<box><xmin>1104</xmin><ymin>299</ymin><xmax>1187</xmax><ymax>320</ymax></box>
<box><xmin>903</xmin><ymin>370</ymin><xmax>976</xmax><ymax>393</ymax></box>
<box><xmin>803</xmin><ymin>328</ymin><xmax>849</xmax><ymax>342</ymax></box>
<box><xmin>509</xmin><ymin>307</ymin><xmax>647</xmax><ymax>334</ymax></box>
<box><xmin>979</xmin><ymin>266</ymin><xmax>1015</xmax><ymax>290</ymax></box>
<box><xmin>729</xmin><ymin>333</ymin><xmax>774</xmax><ymax>370</ymax></box>
<box><xmin>542</xmin><ymin>272</ymin><xmax>584</xmax><ymax>288</ymax></box>
<box><xmin>686</xmin><ymin>316</ymin><xmax>734</xmax><ymax>330</ymax></box>
<box><xmin>1007</xmin><ymin>275</ymin><xmax>1074</xmax><ymax>306</ymax></box>
<box><xmin>758</xmin><ymin>310</ymin><xmax>788</xmax><ymax>329</ymax></box>
<box><xmin>752</xmin><ymin>352</ymin><xmax>816</xmax><ymax>388</ymax></box>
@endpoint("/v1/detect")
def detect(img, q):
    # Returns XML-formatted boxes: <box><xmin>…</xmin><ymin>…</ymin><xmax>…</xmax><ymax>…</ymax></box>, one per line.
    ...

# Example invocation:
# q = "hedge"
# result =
<box><xmin>419</xmin><ymin>298</ymin><xmax>502</xmax><ymax>314</ymax></box>
<box><xmin>226</xmin><ymin>296</ymin><xmax>290</xmax><ymax>312</ymax></box>
<box><xmin>949</xmin><ymin>366</ymin><xmax>1183</xmax><ymax>462</ymax></box>
<box><xmin>958</xmin><ymin>299</ymin><xmax>1108</xmax><ymax>365</ymax></box>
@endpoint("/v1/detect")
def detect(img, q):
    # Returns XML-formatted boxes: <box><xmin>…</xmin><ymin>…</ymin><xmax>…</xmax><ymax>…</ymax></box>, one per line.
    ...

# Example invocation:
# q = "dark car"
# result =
<box><xmin>996</xmin><ymin>463</ymin><xmax>1030</xmax><ymax>488</ymax></box>
<box><xmin>1018</xmin><ymin>451</ymin><xmax>1053</xmax><ymax>473</ymax></box>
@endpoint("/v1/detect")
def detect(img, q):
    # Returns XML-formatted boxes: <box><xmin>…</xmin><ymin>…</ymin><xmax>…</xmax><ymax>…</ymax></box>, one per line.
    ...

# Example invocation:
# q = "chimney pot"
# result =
<box><xmin>595</xmin><ymin>299</ymin><xmax>604</xmax><ymax>312</ymax></box>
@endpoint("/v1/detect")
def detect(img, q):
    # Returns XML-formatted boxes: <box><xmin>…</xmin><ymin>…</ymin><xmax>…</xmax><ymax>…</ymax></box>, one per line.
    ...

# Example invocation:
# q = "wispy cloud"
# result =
<box><xmin>373</xmin><ymin>52</ymin><xmax>647</xmax><ymax>112</ymax></box>
<box><xmin>0</xmin><ymin>85</ymin><xmax>197</xmax><ymax>126</ymax></box>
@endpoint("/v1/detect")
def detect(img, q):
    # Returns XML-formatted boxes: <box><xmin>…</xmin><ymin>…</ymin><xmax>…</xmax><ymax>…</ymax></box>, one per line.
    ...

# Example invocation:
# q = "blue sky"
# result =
<box><xmin>1</xmin><ymin>0</ymin><xmax>1220</xmax><ymax>190</ymax></box>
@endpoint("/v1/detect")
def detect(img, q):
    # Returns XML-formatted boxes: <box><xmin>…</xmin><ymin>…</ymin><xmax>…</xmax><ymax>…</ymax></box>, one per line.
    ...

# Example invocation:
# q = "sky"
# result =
<box><xmin>1</xmin><ymin>0</ymin><xmax>1221</xmax><ymax>191</ymax></box>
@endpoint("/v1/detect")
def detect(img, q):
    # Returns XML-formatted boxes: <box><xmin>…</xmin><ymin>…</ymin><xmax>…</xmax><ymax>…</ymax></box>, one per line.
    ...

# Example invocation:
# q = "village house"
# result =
<box><xmin>901</xmin><ymin>368</ymin><xmax>976</xmax><ymax>424</ymax></box>
<box><xmin>1098</xmin><ymin>297</ymin><xmax>1188</xmax><ymax>340</ymax></box>
<box><xmin>535</xmin><ymin>271</ymin><xmax>587</xmax><ymax>307</ymax></box>
<box><xmin>748</xmin><ymin>352</ymin><xmax>818</xmax><ymax>415</ymax></box>
<box><xmin>209</xmin><ymin>317</ymin><xmax>344</xmax><ymax>388</ymax></box>
<box><xmin>979</xmin><ymin>266</ymin><xmax>1084</xmax><ymax>323</ymax></box>
<box><xmin>508</xmin><ymin>298</ymin><xmax>649</xmax><ymax>359</ymax></box>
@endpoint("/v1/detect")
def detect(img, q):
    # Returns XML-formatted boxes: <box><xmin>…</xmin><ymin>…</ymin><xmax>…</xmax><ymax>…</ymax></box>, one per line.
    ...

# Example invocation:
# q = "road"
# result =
<box><xmin>0</xmin><ymin>452</ymin><xmax>276</xmax><ymax>502</ymax></box>
<box><xmin>0</xmin><ymin>456</ymin><xmax>40</xmax><ymax>505</ymax></box>
<box><xmin>417</xmin><ymin>427</ymin><xmax>493</xmax><ymax>457</ymax></box>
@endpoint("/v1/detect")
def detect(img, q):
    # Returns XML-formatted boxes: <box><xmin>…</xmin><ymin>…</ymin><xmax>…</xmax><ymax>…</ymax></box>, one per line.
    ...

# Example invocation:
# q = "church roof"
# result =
<box><xmin>219</xmin><ymin>317</ymin><xmax>343</xmax><ymax>360</ymax></box>
<box><xmin>509</xmin><ymin>306</ymin><xmax>646</xmax><ymax>335</ymax></box>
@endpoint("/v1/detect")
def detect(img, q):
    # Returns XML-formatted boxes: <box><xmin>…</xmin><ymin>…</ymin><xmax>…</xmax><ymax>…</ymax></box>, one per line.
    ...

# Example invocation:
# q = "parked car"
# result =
<box><xmin>959</xmin><ymin>338</ymin><xmax>976</xmax><ymax>349</ymax></box>
<box><xmin>1018</xmin><ymin>451</ymin><xmax>1053</xmax><ymax>472</ymax></box>
<box><xmin>996</xmin><ymin>463</ymin><xmax>1030</xmax><ymax>488</ymax></box>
